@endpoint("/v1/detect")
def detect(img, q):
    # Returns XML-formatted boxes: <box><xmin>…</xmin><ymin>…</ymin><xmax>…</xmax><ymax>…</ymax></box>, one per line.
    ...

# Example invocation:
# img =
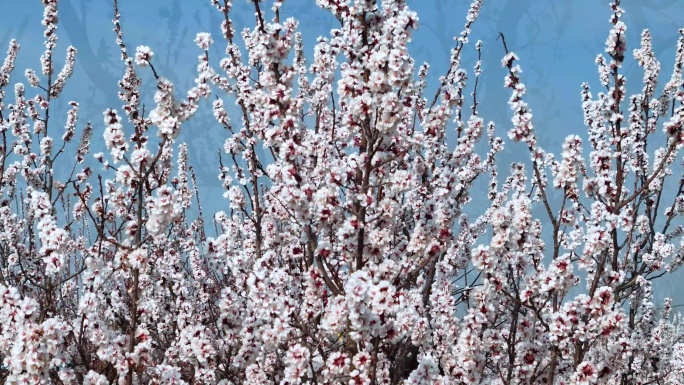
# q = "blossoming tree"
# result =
<box><xmin>0</xmin><ymin>0</ymin><xmax>682</xmax><ymax>383</ymax></box>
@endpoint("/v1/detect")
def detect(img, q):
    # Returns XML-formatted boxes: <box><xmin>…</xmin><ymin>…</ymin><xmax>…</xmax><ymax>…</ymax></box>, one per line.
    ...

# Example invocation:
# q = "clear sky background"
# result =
<box><xmin>1</xmin><ymin>0</ymin><xmax>682</xmax><ymax>304</ymax></box>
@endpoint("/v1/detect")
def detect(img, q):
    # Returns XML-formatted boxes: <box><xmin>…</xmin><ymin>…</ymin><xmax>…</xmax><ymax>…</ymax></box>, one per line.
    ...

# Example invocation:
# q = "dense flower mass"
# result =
<box><xmin>0</xmin><ymin>0</ymin><xmax>683</xmax><ymax>384</ymax></box>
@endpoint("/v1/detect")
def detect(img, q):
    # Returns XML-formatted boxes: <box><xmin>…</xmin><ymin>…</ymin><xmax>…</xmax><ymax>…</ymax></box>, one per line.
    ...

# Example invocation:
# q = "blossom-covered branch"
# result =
<box><xmin>0</xmin><ymin>0</ymin><xmax>682</xmax><ymax>384</ymax></box>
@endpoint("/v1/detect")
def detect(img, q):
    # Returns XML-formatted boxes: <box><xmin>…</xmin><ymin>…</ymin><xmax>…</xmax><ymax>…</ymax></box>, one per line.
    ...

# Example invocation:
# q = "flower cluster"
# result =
<box><xmin>0</xmin><ymin>0</ymin><xmax>681</xmax><ymax>384</ymax></box>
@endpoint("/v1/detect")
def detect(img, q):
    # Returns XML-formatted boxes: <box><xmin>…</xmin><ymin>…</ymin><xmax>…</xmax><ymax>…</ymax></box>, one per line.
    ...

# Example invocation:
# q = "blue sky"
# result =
<box><xmin>1</xmin><ymin>0</ymin><xmax>683</xmax><ymax>301</ymax></box>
